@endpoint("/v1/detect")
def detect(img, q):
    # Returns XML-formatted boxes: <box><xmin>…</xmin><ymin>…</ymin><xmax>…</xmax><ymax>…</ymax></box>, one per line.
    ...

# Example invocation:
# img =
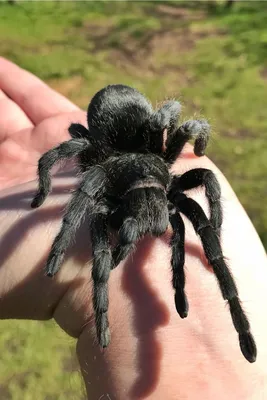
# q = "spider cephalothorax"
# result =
<box><xmin>31</xmin><ymin>84</ymin><xmax>256</xmax><ymax>363</ymax></box>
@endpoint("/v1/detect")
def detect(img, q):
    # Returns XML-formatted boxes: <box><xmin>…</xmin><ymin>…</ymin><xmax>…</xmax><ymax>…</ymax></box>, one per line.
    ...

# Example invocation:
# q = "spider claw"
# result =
<box><xmin>175</xmin><ymin>290</ymin><xmax>189</xmax><ymax>318</ymax></box>
<box><xmin>239</xmin><ymin>332</ymin><xmax>257</xmax><ymax>363</ymax></box>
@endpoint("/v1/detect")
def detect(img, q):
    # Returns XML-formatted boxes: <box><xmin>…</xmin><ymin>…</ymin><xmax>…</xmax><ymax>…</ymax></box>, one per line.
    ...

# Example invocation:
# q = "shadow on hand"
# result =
<box><xmin>122</xmin><ymin>236</ymin><xmax>170</xmax><ymax>399</ymax></box>
<box><xmin>0</xmin><ymin>173</ymin><xmax>211</xmax><ymax>399</ymax></box>
<box><xmin>0</xmin><ymin>176</ymin><xmax>89</xmax><ymax>320</ymax></box>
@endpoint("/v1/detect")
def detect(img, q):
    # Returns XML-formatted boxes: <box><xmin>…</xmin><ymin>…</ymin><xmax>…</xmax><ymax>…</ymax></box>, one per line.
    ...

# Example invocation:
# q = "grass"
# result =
<box><xmin>0</xmin><ymin>0</ymin><xmax>266</xmax><ymax>397</ymax></box>
<box><xmin>0</xmin><ymin>320</ymin><xmax>84</xmax><ymax>399</ymax></box>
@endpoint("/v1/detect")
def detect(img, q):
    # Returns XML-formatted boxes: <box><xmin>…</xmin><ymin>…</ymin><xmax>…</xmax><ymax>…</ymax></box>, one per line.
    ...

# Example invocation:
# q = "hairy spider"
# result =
<box><xmin>31</xmin><ymin>84</ymin><xmax>256</xmax><ymax>363</ymax></box>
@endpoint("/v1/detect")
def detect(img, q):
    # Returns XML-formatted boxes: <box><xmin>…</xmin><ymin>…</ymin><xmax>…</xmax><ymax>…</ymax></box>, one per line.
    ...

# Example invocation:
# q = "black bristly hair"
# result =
<box><xmin>31</xmin><ymin>84</ymin><xmax>257</xmax><ymax>364</ymax></box>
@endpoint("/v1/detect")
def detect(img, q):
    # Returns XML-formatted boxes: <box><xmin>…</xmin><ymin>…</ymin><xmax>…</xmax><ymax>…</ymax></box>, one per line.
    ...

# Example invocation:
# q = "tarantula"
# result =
<box><xmin>31</xmin><ymin>84</ymin><xmax>256</xmax><ymax>363</ymax></box>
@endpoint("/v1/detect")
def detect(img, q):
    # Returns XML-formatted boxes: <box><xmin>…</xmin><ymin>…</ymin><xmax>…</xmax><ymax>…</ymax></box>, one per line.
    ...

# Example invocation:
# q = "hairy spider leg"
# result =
<box><xmin>164</xmin><ymin>119</ymin><xmax>210</xmax><ymax>164</ymax></box>
<box><xmin>171</xmin><ymin>169</ymin><xmax>222</xmax><ymax>237</ymax></box>
<box><xmin>90</xmin><ymin>212</ymin><xmax>113</xmax><ymax>348</ymax></box>
<box><xmin>45</xmin><ymin>166</ymin><xmax>107</xmax><ymax>277</ymax></box>
<box><xmin>147</xmin><ymin>100</ymin><xmax>181</xmax><ymax>154</ymax></box>
<box><xmin>169</xmin><ymin>211</ymin><xmax>188</xmax><ymax>318</ymax></box>
<box><xmin>173</xmin><ymin>193</ymin><xmax>256</xmax><ymax>363</ymax></box>
<box><xmin>112</xmin><ymin>187</ymin><xmax>169</xmax><ymax>268</ymax></box>
<box><xmin>31</xmin><ymin>138</ymin><xmax>89</xmax><ymax>208</ymax></box>
<box><xmin>156</xmin><ymin>100</ymin><xmax>182</xmax><ymax>135</ymax></box>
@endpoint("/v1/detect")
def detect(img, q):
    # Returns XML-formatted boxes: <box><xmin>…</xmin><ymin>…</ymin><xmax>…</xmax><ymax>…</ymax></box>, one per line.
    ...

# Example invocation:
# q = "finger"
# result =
<box><xmin>0</xmin><ymin>89</ymin><xmax>33</xmax><ymax>141</ymax></box>
<box><xmin>30</xmin><ymin>110</ymin><xmax>87</xmax><ymax>152</ymax></box>
<box><xmin>0</xmin><ymin>57</ymin><xmax>80</xmax><ymax>124</ymax></box>
<box><xmin>0</xmin><ymin>111</ymin><xmax>87</xmax><ymax>191</ymax></box>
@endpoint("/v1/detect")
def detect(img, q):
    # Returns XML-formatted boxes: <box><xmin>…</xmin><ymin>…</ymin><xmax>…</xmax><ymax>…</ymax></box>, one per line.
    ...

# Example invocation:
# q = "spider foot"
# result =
<box><xmin>99</xmin><ymin>327</ymin><xmax>111</xmax><ymax>348</ymax></box>
<box><xmin>178</xmin><ymin>119</ymin><xmax>210</xmax><ymax>157</ymax></box>
<box><xmin>45</xmin><ymin>253</ymin><xmax>64</xmax><ymax>277</ymax></box>
<box><xmin>31</xmin><ymin>191</ymin><xmax>46</xmax><ymax>208</ymax></box>
<box><xmin>112</xmin><ymin>243</ymin><xmax>135</xmax><ymax>269</ymax></box>
<box><xmin>239</xmin><ymin>332</ymin><xmax>257</xmax><ymax>363</ymax></box>
<box><xmin>193</xmin><ymin>120</ymin><xmax>210</xmax><ymax>157</ymax></box>
<box><xmin>175</xmin><ymin>289</ymin><xmax>189</xmax><ymax>318</ymax></box>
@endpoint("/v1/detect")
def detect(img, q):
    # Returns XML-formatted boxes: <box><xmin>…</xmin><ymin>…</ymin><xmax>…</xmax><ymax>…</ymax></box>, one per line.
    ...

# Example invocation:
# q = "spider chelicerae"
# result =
<box><xmin>31</xmin><ymin>84</ymin><xmax>256</xmax><ymax>363</ymax></box>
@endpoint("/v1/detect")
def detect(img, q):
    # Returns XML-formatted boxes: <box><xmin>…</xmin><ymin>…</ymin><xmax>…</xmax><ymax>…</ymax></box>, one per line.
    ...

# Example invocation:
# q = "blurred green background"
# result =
<box><xmin>0</xmin><ymin>0</ymin><xmax>266</xmax><ymax>398</ymax></box>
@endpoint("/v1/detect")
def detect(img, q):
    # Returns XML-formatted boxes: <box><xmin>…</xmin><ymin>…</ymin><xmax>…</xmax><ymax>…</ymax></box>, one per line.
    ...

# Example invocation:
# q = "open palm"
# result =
<box><xmin>1</xmin><ymin>57</ymin><xmax>267</xmax><ymax>400</ymax></box>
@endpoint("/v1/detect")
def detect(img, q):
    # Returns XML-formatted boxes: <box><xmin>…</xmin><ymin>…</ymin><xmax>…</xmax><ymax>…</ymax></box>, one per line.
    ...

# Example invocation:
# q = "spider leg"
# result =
<box><xmin>90</xmin><ymin>212</ymin><xmax>112</xmax><ymax>348</ymax></box>
<box><xmin>45</xmin><ymin>166</ymin><xmax>107</xmax><ymax>277</ymax></box>
<box><xmin>171</xmin><ymin>169</ymin><xmax>222</xmax><ymax>236</ymax></box>
<box><xmin>157</xmin><ymin>100</ymin><xmax>182</xmax><ymax>135</ymax></box>
<box><xmin>169</xmin><ymin>210</ymin><xmax>188</xmax><ymax>318</ymax></box>
<box><xmin>147</xmin><ymin>101</ymin><xmax>181</xmax><ymax>154</ymax></box>
<box><xmin>31</xmin><ymin>138</ymin><xmax>89</xmax><ymax>208</ymax></box>
<box><xmin>164</xmin><ymin>119</ymin><xmax>210</xmax><ymax>164</ymax></box>
<box><xmin>175</xmin><ymin>194</ymin><xmax>256</xmax><ymax>363</ymax></box>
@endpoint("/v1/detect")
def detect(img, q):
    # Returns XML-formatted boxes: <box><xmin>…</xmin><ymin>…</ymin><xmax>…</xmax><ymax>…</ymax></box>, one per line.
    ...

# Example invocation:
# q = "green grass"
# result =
<box><xmin>0</xmin><ymin>0</ymin><xmax>267</xmax><ymax>397</ymax></box>
<box><xmin>0</xmin><ymin>320</ymin><xmax>84</xmax><ymax>399</ymax></box>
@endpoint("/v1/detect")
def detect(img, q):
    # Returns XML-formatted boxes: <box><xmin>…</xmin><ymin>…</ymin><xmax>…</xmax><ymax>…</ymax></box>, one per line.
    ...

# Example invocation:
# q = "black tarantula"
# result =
<box><xmin>31</xmin><ymin>84</ymin><xmax>256</xmax><ymax>363</ymax></box>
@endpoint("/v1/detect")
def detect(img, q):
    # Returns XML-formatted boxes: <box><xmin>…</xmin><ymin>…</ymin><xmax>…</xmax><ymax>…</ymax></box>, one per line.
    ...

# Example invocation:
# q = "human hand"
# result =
<box><xmin>0</xmin><ymin>57</ymin><xmax>82</xmax><ymax>190</ymax></box>
<box><xmin>0</xmin><ymin>58</ymin><xmax>267</xmax><ymax>400</ymax></box>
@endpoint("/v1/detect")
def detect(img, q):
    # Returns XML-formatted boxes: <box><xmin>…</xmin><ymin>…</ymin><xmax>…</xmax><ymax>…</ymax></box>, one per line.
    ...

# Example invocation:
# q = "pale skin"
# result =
<box><xmin>0</xmin><ymin>57</ymin><xmax>267</xmax><ymax>400</ymax></box>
